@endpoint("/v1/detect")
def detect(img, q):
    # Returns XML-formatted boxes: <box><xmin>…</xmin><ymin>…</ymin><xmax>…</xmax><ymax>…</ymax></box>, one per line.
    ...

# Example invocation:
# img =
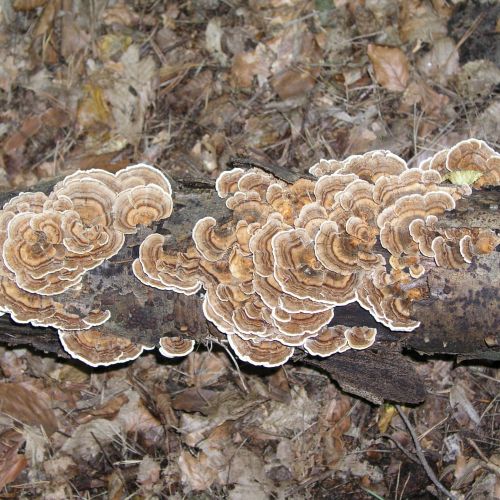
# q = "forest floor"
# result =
<box><xmin>0</xmin><ymin>0</ymin><xmax>499</xmax><ymax>498</ymax></box>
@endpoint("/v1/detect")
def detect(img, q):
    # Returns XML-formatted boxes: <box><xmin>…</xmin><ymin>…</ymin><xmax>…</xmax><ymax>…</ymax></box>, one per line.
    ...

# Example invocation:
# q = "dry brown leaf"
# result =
<box><xmin>401</xmin><ymin>80</ymin><xmax>450</xmax><ymax>117</ymax></box>
<box><xmin>61</xmin><ymin>419</ymin><xmax>121</xmax><ymax>461</ymax></box>
<box><xmin>367</xmin><ymin>44</ymin><xmax>410</xmax><ymax>92</ymax></box>
<box><xmin>187</xmin><ymin>351</ymin><xmax>230</xmax><ymax>388</ymax></box>
<box><xmin>0</xmin><ymin>55</ymin><xmax>18</xmax><ymax>93</ymax></box>
<box><xmin>178</xmin><ymin>450</ymin><xmax>218</xmax><ymax>491</ymax></box>
<box><xmin>102</xmin><ymin>3</ymin><xmax>140</xmax><ymax>26</ymax></box>
<box><xmin>75</xmin><ymin>393</ymin><xmax>129</xmax><ymax>424</ymax></box>
<box><xmin>12</xmin><ymin>0</ymin><xmax>47</xmax><ymax>11</ymax></box>
<box><xmin>416</xmin><ymin>37</ymin><xmax>459</xmax><ymax>84</ymax></box>
<box><xmin>137</xmin><ymin>455</ymin><xmax>161</xmax><ymax>491</ymax></box>
<box><xmin>0</xmin><ymin>382</ymin><xmax>58</xmax><ymax>435</ymax></box>
<box><xmin>0</xmin><ymin>429</ymin><xmax>27</xmax><ymax>490</ymax></box>
<box><xmin>399</xmin><ymin>0</ymin><xmax>448</xmax><ymax>44</ymax></box>
<box><xmin>152</xmin><ymin>389</ymin><xmax>178</xmax><ymax>428</ymax></box>
<box><xmin>172</xmin><ymin>388</ymin><xmax>219</xmax><ymax>414</ymax></box>
<box><xmin>230</xmin><ymin>44</ymin><xmax>272</xmax><ymax>88</ymax></box>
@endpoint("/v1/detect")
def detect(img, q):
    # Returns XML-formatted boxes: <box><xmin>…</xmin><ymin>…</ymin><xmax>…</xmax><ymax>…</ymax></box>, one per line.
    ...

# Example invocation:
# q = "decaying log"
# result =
<box><xmin>0</xmin><ymin>170</ymin><xmax>498</xmax><ymax>405</ymax></box>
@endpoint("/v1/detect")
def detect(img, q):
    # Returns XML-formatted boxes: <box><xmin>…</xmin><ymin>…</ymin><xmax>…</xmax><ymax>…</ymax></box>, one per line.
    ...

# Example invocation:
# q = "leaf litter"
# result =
<box><xmin>0</xmin><ymin>0</ymin><xmax>499</xmax><ymax>497</ymax></box>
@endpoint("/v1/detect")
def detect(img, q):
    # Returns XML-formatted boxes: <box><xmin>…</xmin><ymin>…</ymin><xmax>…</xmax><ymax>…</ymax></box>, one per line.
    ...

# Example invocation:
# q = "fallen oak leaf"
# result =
<box><xmin>367</xmin><ymin>44</ymin><xmax>410</xmax><ymax>92</ymax></box>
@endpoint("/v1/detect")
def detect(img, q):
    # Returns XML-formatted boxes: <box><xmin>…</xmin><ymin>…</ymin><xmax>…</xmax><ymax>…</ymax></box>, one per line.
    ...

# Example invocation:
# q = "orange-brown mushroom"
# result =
<box><xmin>340</xmin><ymin>150</ymin><xmax>407</xmax><ymax>182</ymax></box>
<box><xmin>303</xmin><ymin>326</ymin><xmax>349</xmax><ymax>356</ymax></box>
<box><xmin>309</xmin><ymin>158</ymin><xmax>344</xmax><ymax>177</ymax></box>
<box><xmin>158</xmin><ymin>336</ymin><xmax>195</xmax><ymax>358</ymax></box>
<box><xmin>192</xmin><ymin>217</ymin><xmax>237</xmax><ymax>262</ymax></box>
<box><xmin>314</xmin><ymin>173</ymin><xmax>358</xmax><ymax>210</ymax></box>
<box><xmin>227</xmin><ymin>334</ymin><xmax>294</xmax><ymax>367</ymax></box>
<box><xmin>272</xmin><ymin>228</ymin><xmax>359</xmax><ymax>306</ymax></box>
<box><xmin>378</xmin><ymin>192</ymin><xmax>456</xmax><ymax>256</ymax></box>
<box><xmin>215</xmin><ymin>168</ymin><xmax>245</xmax><ymax>198</ymax></box>
<box><xmin>116</xmin><ymin>163</ymin><xmax>172</xmax><ymax>195</ymax></box>
<box><xmin>59</xmin><ymin>327</ymin><xmax>150</xmax><ymax>367</ymax></box>
<box><xmin>344</xmin><ymin>326</ymin><xmax>377</xmax><ymax>349</ymax></box>
<box><xmin>113</xmin><ymin>184</ymin><xmax>172</xmax><ymax>234</ymax></box>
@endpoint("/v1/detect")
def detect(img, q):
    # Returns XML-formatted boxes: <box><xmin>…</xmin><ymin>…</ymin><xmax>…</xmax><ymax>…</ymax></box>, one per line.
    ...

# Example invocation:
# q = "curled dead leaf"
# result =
<box><xmin>367</xmin><ymin>44</ymin><xmax>410</xmax><ymax>92</ymax></box>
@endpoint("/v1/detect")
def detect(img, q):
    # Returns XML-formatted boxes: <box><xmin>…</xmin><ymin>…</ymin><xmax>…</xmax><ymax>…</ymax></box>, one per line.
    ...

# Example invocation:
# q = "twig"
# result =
<box><xmin>395</xmin><ymin>405</ymin><xmax>456</xmax><ymax>500</ymax></box>
<box><xmin>207</xmin><ymin>336</ymin><xmax>249</xmax><ymax>393</ymax></box>
<box><xmin>381</xmin><ymin>434</ymin><xmax>420</xmax><ymax>465</ymax></box>
<box><xmin>467</xmin><ymin>438</ymin><xmax>500</xmax><ymax>476</ymax></box>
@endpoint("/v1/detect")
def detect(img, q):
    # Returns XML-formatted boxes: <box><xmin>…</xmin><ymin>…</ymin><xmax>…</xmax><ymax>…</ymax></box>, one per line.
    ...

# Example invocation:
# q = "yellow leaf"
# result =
<box><xmin>443</xmin><ymin>170</ymin><xmax>483</xmax><ymax>185</ymax></box>
<box><xmin>378</xmin><ymin>404</ymin><xmax>397</xmax><ymax>433</ymax></box>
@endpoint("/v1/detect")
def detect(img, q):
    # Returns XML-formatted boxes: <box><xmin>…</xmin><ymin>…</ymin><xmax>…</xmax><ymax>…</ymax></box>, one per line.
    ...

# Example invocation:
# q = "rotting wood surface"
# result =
<box><xmin>0</xmin><ymin>170</ymin><xmax>498</xmax><ymax>405</ymax></box>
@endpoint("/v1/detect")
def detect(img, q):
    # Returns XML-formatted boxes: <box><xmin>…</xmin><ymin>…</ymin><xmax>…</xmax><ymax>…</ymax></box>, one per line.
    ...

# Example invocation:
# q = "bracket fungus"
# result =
<box><xmin>0</xmin><ymin>164</ymin><xmax>174</xmax><ymax>366</ymax></box>
<box><xmin>132</xmin><ymin>141</ymin><xmax>499</xmax><ymax>368</ymax></box>
<box><xmin>1</xmin><ymin>140</ymin><xmax>499</xmax><ymax>369</ymax></box>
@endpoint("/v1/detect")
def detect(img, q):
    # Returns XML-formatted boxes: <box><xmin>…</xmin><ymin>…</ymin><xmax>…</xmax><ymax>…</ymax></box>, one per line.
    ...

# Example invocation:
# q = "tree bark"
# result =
<box><xmin>0</xmin><ymin>172</ymin><xmax>498</xmax><ymax>405</ymax></box>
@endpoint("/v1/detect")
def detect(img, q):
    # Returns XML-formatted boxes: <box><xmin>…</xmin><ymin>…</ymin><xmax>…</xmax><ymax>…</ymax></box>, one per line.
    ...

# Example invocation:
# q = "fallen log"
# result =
<box><xmin>0</xmin><ymin>148</ymin><xmax>498</xmax><ymax>405</ymax></box>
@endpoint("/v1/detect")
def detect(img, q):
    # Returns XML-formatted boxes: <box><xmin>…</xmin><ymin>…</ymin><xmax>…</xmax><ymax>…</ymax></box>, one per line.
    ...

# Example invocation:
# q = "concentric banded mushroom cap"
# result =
<box><xmin>116</xmin><ymin>163</ymin><xmax>172</xmax><ymax>194</ymax></box>
<box><xmin>192</xmin><ymin>217</ymin><xmax>237</xmax><ymax>262</ymax></box>
<box><xmin>340</xmin><ymin>150</ymin><xmax>407</xmax><ymax>182</ymax></box>
<box><xmin>59</xmin><ymin>327</ymin><xmax>149</xmax><ymax>367</ymax></box>
<box><xmin>158</xmin><ymin>337</ymin><xmax>195</xmax><ymax>358</ymax></box>
<box><xmin>303</xmin><ymin>326</ymin><xmax>349</xmax><ymax>356</ymax></box>
<box><xmin>344</xmin><ymin>326</ymin><xmax>377</xmax><ymax>349</ymax></box>
<box><xmin>227</xmin><ymin>334</ymin><xmax>294</xmax><ymax>368</ymax></box>
<box><xmin>113</xmin><ymin>184</ymin><xmax>173</xmax><ymax>234</ymax></box>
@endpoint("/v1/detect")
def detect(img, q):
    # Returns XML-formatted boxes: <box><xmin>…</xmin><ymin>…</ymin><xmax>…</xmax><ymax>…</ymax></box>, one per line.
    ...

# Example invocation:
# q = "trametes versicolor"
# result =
<box><xmin>0</xmin><ymin>139</ymin><xmax>498</xmax><ymax>366</ymax></box>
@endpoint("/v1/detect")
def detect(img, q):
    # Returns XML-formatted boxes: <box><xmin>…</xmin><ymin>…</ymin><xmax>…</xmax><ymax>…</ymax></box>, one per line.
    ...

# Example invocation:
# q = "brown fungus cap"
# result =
<box><xmin>227</xmin><ymin>334</ymin><xmax>294</xmax><ymax>368</ymax></box>
<box><xmin>295</xmin><ymin>203</ymin><xmax>328</xmax><ymax>238</ymax></box>
<box><xmin>59</xmin><ymin>327</ymin><xmax>149</xmax><ymax>367</ymax></box>
<box><xmin>421</xmin><ymin>148</ymin><xmax>448</xmax><ymax>174</ymax></box>
<box><xmin>237</xmin><ymin>169</ymin><xmax>277</xmax><ymax>201</ymax></box>
<box><xmin>0</xmin><ymin>164</ymin><xmax>174</xmax><ymax>366</ymax></box>
<box><xmin>344</xmin><ymin>326</ymin><xmax>377</xmax><ymax>349</ymax></box>
<box><xmin>215</xmin><ymin>168</ymin><xmax>245</xmax><ymax>198</ymax></box>
<box><xmin>336</xmin><ymin>179</ymin><xmax>380</xmax><ymax>225</ymax></box>
<box><xmin>159</xmin><ymin>337</ymin><xmax>195</xmax><ymax>358</ymax></box>
<box><xmin>408</xmin><ymin>216</ymin><xmax>438</xmax><ymax>257</ymax></box>
<box><xmin>314</xmin><ymin>173</ymin><xmax>358</xmax><ymax>210</ymax></box>
<box><xmin>340</xmin><ymin>150</ymin><xmax>407</xmax><ymax>182</ymax></box>
<box><xmin>113</xmin><ymin>184</ymin><xmax>172</xmax><ymax>234</ymax></box>
<box><xmin>431</xmin><ymin>236</ymin><xmax>470</xmax><ymax>270</ymax></box>
<box><xmin>249</xmin><ymin>214</ymin><xmax>290</xmax><ymax>277</ymax></box>
<box><xmin>315</xmin><ymin>221</ymin><xmax>383</xmax><ymax>275</ymax></box>
<box><xmin>193</xmin><ymin>217</ymin><xmax>237</xmax><ymax>262</ymax></box>
<box><xmin>134</xmin><ymin>233</ymin><xmax>202</xmax><ymax>294</ymax></box>
<box><xmin>446</xmin><ymin>139</ymin><xmax>495</xmax><ymax>175</ymax></box>
<box><xmin>116</xmin><ymin>163</ymin><xmax>172</xmax><ymax>194</ymax></box>
<box><xmin>303</xmin><ymin>326</ymin><xmax>349</xmax><ymax>357</ymax></box>
<box><xmin>3</xmin><ymin>192</ymin><xmax>48</xmax><ymax>214</ymax></box>
<box><xmin>309</xmin><ymin>158</ymin><xmax>344</xmax><ymax>177</ymax></box>
<box><xmin>378</xmin><ymin>192</ymin><xmax>456</xmax><ymax>257</ymax></box>
<box><xmin>373</xmin><ymin>168</ymin><xmax>442</xmax><ymax>207</ymax></box>
<box><xmin>272</xmin><ymin>228</ymin><xmax>359</xmax><ymax>306</ymax></box>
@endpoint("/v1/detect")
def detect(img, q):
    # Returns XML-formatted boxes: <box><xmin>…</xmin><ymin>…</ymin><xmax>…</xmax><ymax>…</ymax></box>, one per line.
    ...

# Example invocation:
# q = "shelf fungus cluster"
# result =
<box><xmin>0</xmin><ymin>165</ymin><xmax>174</xmax><ymax>366</ymax></box>
<box><xmin>134</xmin><ymin>139</ymin><xmax>499</xmax><ymax>367</ymax></box>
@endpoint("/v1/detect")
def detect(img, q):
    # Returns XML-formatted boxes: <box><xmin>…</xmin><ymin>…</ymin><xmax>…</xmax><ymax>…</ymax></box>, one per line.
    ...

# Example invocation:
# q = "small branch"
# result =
<box><xmin>395</xmin><ymin>405</ymin><xmax>456</xmax><ymax>500</ymax></box>
<box><xmin>380</xmin><ymin>434</ymin><xmax>420</xmax><ymax>465</ymax></box>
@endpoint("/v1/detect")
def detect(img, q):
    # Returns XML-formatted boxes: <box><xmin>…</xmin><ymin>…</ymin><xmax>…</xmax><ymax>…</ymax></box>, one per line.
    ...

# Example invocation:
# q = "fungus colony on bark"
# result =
<box><xmin>0</xmin><ymin>139</ymin><xmax>499</xmax><ymax>367</ymax></box>
<box><xmin>0</xmin><ymin>165</ymin><xmax>174</xmax><ymax>366</ymax></box>
<box><xmin>133</xmin><ymin>138</ymin><xmax>499</xmax><ymax>367</ymax></box>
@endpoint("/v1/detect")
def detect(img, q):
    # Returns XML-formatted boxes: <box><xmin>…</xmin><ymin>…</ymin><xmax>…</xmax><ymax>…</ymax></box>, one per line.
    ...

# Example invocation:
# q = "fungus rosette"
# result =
<box><xmin>0</xmin><ymin>164</ymin><xmax>173</xmax><ymax>366</ymax></box>
<box><xmin>134</xmin><ymin>139</ymin><xmax>500</xmax><ymax>367</ymax></box>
